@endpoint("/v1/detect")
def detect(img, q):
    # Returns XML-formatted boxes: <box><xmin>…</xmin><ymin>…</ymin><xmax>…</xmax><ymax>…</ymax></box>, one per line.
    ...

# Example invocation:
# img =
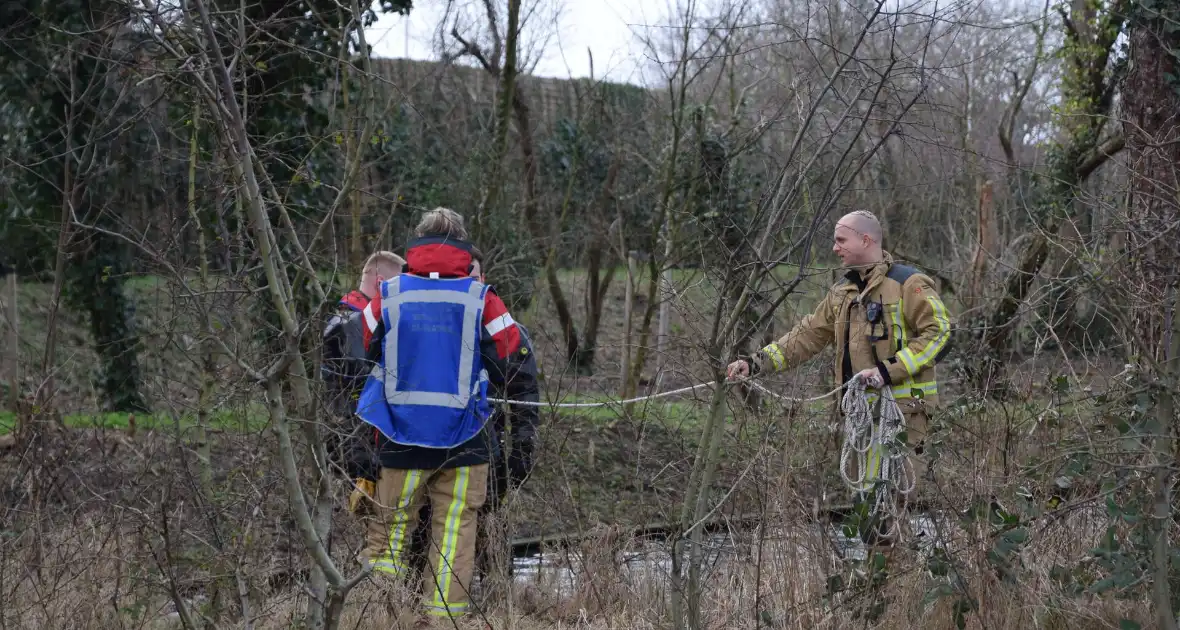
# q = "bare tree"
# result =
<box><xmin>123</xmin><ymin>0</ymin><xmax>382</xmax><ymax>626</ymax></box>
<box><xmin>640</xmin><ymin>0</ymin><xmax>951</xmax><ymax>626</ymax></box>
<box><xmin>962</xmin><ymin>0</ymin><xmax>1130</xmax><ymax>394</ymax></box>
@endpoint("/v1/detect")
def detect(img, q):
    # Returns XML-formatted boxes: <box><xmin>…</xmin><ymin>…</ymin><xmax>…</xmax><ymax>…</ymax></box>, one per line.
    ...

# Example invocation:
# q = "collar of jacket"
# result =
<box><xmin>338</xmin><ymin>290</ymin><xmax>370</xmax><ymax>311</ymax></box>
<box><xmin>403</xmin><ymin>234</ymin><xmax>474</xmax><ymax>278</ymax></box>
<box><xmin>839</xmin><ymin>250</ymin><xmax>895</xmax><ymax>294</ymax></box>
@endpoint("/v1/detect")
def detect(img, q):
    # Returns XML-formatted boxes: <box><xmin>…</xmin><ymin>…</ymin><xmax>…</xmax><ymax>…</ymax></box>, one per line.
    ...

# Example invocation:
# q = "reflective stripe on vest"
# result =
<box><xmin>379</xmin><ymin>277</ymin><xmax>488</xmax><ymax>410</ymax></box>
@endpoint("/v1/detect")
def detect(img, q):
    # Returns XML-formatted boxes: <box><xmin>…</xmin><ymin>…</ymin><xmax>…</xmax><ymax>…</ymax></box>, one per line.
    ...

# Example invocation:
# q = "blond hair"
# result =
<box><xmin>414</xmin><ymin>207</ymin><xmax>468</xmax><ymax>240</ymax></box>
<box><xmin>359</xmin><ymin>250</ymin><xmax>405</xmax><ymax>294</ymax></box>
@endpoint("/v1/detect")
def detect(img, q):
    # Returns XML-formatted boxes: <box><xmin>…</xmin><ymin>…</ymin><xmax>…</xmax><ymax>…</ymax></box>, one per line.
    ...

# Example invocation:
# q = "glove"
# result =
<box><xmin>507</xmin><ymin>439</ymin><xmax>535</xmax><ymax>489</ymax></box>
<box><xmin>343</xmin><ymin>427</ymin><xmax>380</xmax><ymax>482</ymax></box>
<box><xmin>855</xmin><ymin>367</ymin><xmax>885</xmax><ymax>389</ymax></box>
<box><xmin>348</xmin><ymin>478</ymin><xmax>376</xmax><ymax>515</ymax></box>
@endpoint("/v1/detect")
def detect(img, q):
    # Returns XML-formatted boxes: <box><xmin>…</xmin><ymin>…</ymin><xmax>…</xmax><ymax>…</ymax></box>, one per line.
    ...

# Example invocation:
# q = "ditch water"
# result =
<box><xmin>503</xmin><ymin>514</ymin><xmax>945</xmax><ymax>596</ymax></box>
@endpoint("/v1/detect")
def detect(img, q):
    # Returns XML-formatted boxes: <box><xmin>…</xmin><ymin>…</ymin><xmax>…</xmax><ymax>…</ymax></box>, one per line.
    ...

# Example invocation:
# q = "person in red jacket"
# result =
<box><xmin>353</xmin><ymin>208</ymin><xmax>526</xmax><ymax>621</ymax></box>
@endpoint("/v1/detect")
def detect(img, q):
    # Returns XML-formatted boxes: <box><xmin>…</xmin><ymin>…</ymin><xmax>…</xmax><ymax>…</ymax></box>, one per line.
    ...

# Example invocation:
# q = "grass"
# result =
<box><xmin>0</xmin><ymin>408</ymin><xmax>270</xmax><ymax>436</ymax></box>
<box><xmin>0</xmin><ymin>393</ymin><xmax>718</xmax><ymax>452</ymax></box>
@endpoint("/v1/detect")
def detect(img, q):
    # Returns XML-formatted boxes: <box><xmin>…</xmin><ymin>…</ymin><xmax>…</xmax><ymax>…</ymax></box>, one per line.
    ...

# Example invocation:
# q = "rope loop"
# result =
<box><xmin>837</xmin><ymin>378</ymin><xmax>916</xmax><ymax>538</ymax></box>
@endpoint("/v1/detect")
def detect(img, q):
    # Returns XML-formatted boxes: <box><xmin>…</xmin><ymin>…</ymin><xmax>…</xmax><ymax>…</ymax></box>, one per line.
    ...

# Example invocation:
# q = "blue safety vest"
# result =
<box><xmin>354</xmin><ymin>274</ymin><xmax>493</xmax><ymax>448</ymax></box>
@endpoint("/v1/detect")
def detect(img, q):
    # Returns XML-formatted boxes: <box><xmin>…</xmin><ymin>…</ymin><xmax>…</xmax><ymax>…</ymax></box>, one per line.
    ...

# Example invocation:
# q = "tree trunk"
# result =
<box><xmin>577</xmin><ymin>239</ymin><xmax>616</xmax><ymax>373</ymax></box>
<box><xmin>186</xmin><ymin>100</ymin><xmax>216</xmax><ymax>490</ymax></box>
<box><xmin>188</xmin><ymin>0</ymin><xmax>370</xmax><ymax>625</ymax></box>
<box><xmin>1041</xmin><ymin>217</ymin><xmax>1088</xmax><ymax>348</ymax></box>
<box><xmin>621</xmin><ymin>252</ymin><xmax>637</xmax><ymax>396</ymax></box>
<box><xmin>486</xmin><ymin>0</ymin><xmax>581</xmax><ymax>369</ymax></box>
<box><xmin>341</xmin><ymin>72</ymin><xmax>365</xmax><ymax>274</ymax></box>
<box><xmin>1123</xmin><ymin>17</ymin><xmax>1180</xmax><ymax>627</ymax></box>
<box><xmin>573</xmin><ymin>159</ymin><xmax>621</xmax><ymax>373</ymax></box>
<box><xmin>655</xmin><ymin>214</ymin><xmax>674</xmax><ymax>390</ymax></box>
<box><xmin>511</xmin><ymin>90</ymin><xmax>580</xmax><ymax>367</ymax></box>
<box><xmin>964</xmin><ymin>180</ymin><xmax>996</xmax><ymax>314</ymax></box>
<box><xmin>40</xmin><ymin>136</ymin><xmax>77</xmax><ymax>423</ymax></box>
<box><xmin>1123</xmin><ymin>10</ymin><xmax>1180</xmax><ymax>363</ymax></box>
<box><xmin>66</xmin><ymin>217</ymin><xmax>148</xmax><ymax>413</ymax></box>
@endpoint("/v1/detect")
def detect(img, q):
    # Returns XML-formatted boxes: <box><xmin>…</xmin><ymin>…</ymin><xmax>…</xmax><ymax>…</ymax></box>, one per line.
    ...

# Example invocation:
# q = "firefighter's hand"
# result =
<box><xmin>348</xmin><ymin>478</ymin><xmax>376</xmax><ymax>514</ymax></box>
<box><xmin>726</xmin><ymin>359</ymin><xmax>750</xmax><ymax>380</ymax></box>
<box><xmin>855</xmin><ymin>368</ymin><xmax>885</xmax><ymax>389</ymax></box>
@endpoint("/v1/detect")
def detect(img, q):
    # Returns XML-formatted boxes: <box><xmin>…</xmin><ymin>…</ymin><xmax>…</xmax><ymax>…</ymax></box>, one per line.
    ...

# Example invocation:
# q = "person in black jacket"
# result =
<box><xmin>321</xmin><ymin>251</ymin><xmax>403</xmax><ymax>494</ymax></box>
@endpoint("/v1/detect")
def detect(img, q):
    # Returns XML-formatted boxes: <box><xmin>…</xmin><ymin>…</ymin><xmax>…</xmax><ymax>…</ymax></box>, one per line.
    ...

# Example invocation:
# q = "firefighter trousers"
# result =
<box><xmin>358</xmin><ymin>464</ymin><xmax>488</xmax><ymax>619</ymax></box>
<box><xmin>840</xmin><ymin>404</ymin><xmax>936</xmax><ymax>547</ymax></box>
<box><xmin>405</xmin><ymin>458</ymin><xmax>513</xmax><ymax>583</ymax></box>
<box><xmin>846</xmin><ymin>406</ymin><xmax>933</xmax><ymax>501</ymax></box>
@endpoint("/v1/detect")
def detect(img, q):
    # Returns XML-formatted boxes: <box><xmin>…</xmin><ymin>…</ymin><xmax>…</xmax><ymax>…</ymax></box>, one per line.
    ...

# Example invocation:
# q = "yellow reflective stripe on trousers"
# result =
<box><xmin>760</xmin><ymin>343</ymin><xmax>786</xmax><ymax>372</ymax></box>
<box><xmin>424</xmin><ymin>602</ymin><xmax>469</xmax><ymax>617</ymax></box>
<box><xmin>425</xmin><ymin>467</ymin><xmax>470</xmax><ymax>615</ymax></box>
<box><xmin>375</xmin><ymin>469</ymin><xmax>423</xmax><ymax>576</ymax></box>
<box><xmin>862</xmin><ymin>442</ymin><xmax>884</xmax><ymax>491</ymax></box>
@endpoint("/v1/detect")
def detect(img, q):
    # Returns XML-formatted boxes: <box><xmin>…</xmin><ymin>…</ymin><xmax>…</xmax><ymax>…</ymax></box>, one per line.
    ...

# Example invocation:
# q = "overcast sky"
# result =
<box><xmin>366</xmin><ymin>0</ymin><xmax>668</xmax><ymax>86</ymax></box>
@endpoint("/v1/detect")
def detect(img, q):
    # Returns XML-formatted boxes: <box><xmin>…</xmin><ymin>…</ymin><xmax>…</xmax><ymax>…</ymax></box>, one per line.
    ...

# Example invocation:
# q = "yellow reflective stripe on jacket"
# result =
<box><xmin>896</xmin><ymin>380</ymin><xmax>938</xmax><ymax>399</ymax></box>
<box><xmin>888</xmin><ymin>299</ymin><xmax>921</xmax><ymax>375</ymax></box>
<box><xmin>895</xmin><ymin>294</ymin><xmax>951</xmax><ymax>376</ymax></box>
<box><xmin>914</xmin><ymin>295</ymin><xmax>951</xmax><ymax>365</ymax></box>
<box><xmin>889</xmin><ymin>300</ymin><xmax>907</xmax><ymax>349</ymax></box>
<box><xmin>866</xmin><ymin>381</ymin><xmax>937</xmax><ymax>403</ymax></box>
<box><xmin>760</xmin><ymin>342</ymin><xmax>787</xmax><ymax>372</ymax></box>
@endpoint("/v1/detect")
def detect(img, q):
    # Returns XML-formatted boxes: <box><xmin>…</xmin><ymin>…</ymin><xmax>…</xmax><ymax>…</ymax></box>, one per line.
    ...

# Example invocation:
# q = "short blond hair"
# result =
<box><xmin>837</xmin><ymin>210</ymin><xmax>883</xmax><ymax>243</ymax></box>
<box><xmin>363</xmin><ymin>252</ymin><xmax>405</xmax><ymax>276</ymax></box>
<box><xmin>414</xmin><ymin>207</ymin><xmax>468</xmax><ymax>240</ymax></box>
<box><xmin>359</xmin><ymin>250</ymin><xmax>405</xmax><ymax>294</ymax></box>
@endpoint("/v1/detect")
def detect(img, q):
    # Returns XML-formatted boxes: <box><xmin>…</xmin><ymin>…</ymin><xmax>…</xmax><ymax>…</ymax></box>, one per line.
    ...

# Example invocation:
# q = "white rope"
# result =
<box><xmin>837</xmin><ymin>378</ymin><xmax>915</xmax><ymax>538</ymax></box>
<box><xmin>335</xmin><ymin>354</ymin><xmax>848</xmax><ymax>409</ymax></box>
<box><xmin>489</xmin><ymin>378</ymin><xmax>844</xmax><ymax>408</ymax></box>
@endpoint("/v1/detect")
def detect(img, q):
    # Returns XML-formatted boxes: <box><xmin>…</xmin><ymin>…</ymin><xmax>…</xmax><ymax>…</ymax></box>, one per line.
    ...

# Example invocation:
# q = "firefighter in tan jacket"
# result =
<box><xmin>727</xmin><ymin>211</ymin><xmax>952</xmax><ymax>497</ymax></box>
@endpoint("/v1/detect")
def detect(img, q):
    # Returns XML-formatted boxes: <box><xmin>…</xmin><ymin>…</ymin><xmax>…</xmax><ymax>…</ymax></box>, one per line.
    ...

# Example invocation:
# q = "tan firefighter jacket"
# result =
<box><xmin>752</xmin><ymin>252</ymin><xmax>953</xmax><ymax>407</ymax></box>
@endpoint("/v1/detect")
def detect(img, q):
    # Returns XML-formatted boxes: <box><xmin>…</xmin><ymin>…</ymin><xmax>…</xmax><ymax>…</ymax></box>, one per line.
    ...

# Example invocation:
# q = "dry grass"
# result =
<box><xmin>3</xmin><ymin>364</ymin><xmax>1163</xmax><ymax>630</ymax></box>
<box><xmin>0</xmin><ymin>476</ymin><xmax>1156</xmax><ymax>630</ymax></box>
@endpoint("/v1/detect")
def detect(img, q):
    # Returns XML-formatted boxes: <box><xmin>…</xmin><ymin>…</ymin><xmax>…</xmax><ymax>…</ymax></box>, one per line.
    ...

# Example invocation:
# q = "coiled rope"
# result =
<box><xmin>837</xmin><ymin>378</ymin><xmax>916</xmax><ymax>536</ymax></box>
